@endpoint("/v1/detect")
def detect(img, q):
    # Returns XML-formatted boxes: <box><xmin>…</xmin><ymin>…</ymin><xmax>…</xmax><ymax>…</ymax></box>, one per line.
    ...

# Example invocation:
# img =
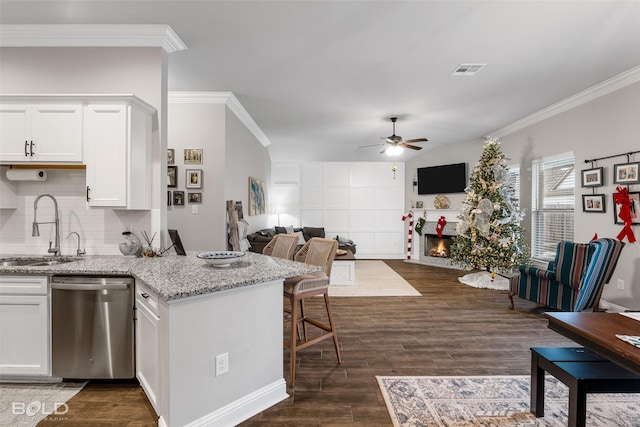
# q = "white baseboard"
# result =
<box><xmin>356</xmin><ymin>254</ymin><xmax>404</xmax><ymax>259</ymax></box>
<box><xmin>599</xmin><ymin>299</ymin><xmax>630</xmax><ymax>312</ymax></box>
<box><xmin>184</xmin><ymin>379</ymin><xmax>288</xmax><ymax>427</ymax></box>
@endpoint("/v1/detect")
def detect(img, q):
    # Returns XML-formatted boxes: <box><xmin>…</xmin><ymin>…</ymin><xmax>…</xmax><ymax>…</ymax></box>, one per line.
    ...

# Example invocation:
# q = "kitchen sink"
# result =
<box><xmin>0</xmin><ymin>257</ymin><xmax>79</xmax><ymax>267</ymax></box>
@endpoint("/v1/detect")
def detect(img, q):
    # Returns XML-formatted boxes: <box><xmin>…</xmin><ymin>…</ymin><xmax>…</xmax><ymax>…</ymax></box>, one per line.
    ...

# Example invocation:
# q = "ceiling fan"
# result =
<box><xmin>362</xmin><ymin>117</ymin><xmax>428</xmax><ymax>154</ymax></box>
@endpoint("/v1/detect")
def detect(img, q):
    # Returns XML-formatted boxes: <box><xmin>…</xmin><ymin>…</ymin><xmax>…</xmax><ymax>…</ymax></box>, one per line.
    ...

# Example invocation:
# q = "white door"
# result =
<box><xmin>31</xmin><ymin>104</ymin><xmax>83</xmax><ymax>162</ymax></box>
<box><xmin>0</xmin><ymin>295</ymin><xmax>50</xmax><ymax>375</ymax></box>
<box><xmin>85</xmin><ymin>104</ymin><xmax>128</xmax><ymax>207</ymax></box>
<box><xmin>0</xmin><ymin>105</ymin><xmax>32</xmax><ymax>162</ymax></box>
<box><xmin>136</xmin><ymin>297</ymin><xmax>160</xmax><ymax>411</ymax></box>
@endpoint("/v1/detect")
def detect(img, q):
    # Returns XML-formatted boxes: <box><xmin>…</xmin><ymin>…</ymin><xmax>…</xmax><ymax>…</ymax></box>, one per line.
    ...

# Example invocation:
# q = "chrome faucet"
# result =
<box><xmin>32</xmin><ymin>194</ymin><xmax>61</xmax><ymax>256</ymax></box>
<box><xmin>67</xmin><ymin>232</ymin><xmax>86</xmax><ymax>256</ymax></box>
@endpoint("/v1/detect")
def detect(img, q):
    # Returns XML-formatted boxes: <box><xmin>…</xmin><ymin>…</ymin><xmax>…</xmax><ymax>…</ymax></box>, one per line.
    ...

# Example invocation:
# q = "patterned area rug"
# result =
<box><xmin>0</xmin><ymin>381</ymin><xmax>86</xmax><ymax>427</ymax></box>
<box><xmin>329</xmin><ymin>260</ymin><xmax>421</xmax><ymax>297</ymax></box>
<box><xmin>376</xmin><ymin>375</ymin><xmax>640</xmax><ymax>426</ymax></box>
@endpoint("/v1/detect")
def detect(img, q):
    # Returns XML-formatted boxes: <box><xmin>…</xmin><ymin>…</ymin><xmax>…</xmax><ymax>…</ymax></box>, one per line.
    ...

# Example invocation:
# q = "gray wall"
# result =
<box><xmin>166</xmin><ymin>100</ymin><xmax>271</xmax><ymax>251</ymax></box>
<box><xmin>166</xmin><ymin>102</ymin><xmax>227</xmax><ymax>251</ymax></box>
<box><xmin>224</xmin><ymin>105</ymin><xmax>271</xmax><ymax>233</ymax></box>
<box><xmin>406</xmin><ymin>81</ymin><xmax>640</xmax><ymax>310</ymax></box>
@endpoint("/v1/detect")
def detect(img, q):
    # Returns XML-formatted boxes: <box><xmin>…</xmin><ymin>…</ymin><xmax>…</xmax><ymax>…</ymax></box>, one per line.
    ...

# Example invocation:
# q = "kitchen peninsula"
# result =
<box><xmin>0</xmin><ymin>252</ymin><xmax>321</xmax><ymax>427</ymax></box>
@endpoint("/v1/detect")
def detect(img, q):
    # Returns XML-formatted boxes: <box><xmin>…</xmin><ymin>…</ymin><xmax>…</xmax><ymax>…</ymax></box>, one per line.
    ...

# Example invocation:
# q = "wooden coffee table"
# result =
<box><xmin>330</xmin><ymin>249</ymin><xmax>355</xmax><ymax>285</ymax></box>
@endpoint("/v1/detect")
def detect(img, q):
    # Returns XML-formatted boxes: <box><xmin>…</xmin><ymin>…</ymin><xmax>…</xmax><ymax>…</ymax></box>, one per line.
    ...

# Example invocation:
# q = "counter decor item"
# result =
<box><xmin>434</xmin><ymin>194</ymin><xmax>450</xmax><ymax>209</ymax></box>
<box><xmin>197</xmin><ymin>251</ymin><xmax>245</xmax><ymax>267</ymax></box>
<box><xmin>119</xmin><ymin>231</ymin><xmax>143</xmax><ymax>257</ymax></box>
<box><xmin>141</xmin><ymin>231</ymin><xmax>157</xmax><ymax>257</ymax></box>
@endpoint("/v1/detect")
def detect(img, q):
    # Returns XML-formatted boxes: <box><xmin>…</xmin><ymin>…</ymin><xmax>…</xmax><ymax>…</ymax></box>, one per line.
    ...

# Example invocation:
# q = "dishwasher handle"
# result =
<box><xmin>51</xmin><ymin>282</ymin><xmax>131</xmax><ymax>291</ymax></box>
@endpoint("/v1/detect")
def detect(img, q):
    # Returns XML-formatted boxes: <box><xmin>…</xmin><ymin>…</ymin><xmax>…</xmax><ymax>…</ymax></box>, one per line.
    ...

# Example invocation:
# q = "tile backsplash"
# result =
<box><xmin>0</xmin><ymin>169</ymin><xmax>152</xmax><ymax>256</ymax></box>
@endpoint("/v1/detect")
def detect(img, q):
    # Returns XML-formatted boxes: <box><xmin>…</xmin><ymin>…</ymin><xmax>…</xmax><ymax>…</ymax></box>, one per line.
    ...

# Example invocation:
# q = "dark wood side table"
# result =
<box><xmin>545</xmin><ymin>312</ymin><xmax>640</xmax><ymax>376</ymax></box>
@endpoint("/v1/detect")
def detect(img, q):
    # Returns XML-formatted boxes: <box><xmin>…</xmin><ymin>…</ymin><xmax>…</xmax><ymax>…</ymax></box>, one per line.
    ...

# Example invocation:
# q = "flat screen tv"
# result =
<box><xmin>417</xmin><ymin>162</ymin><xmax>467</xmax><ymax>194</ymax></box>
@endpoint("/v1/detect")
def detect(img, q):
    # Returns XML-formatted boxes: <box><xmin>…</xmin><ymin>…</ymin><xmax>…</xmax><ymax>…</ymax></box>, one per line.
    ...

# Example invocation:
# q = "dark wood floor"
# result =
<box><xmin>41</xmin><ymin>260</ymin><xmax>574</xmax><ymax>426</ymax></box>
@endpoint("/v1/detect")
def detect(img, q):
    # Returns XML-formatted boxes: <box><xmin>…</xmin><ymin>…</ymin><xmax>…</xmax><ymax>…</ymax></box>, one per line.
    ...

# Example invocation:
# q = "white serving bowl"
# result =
<box><xmin>197</xmin><ymin>251</ymin><xmax>245</xmax><ymax>267</ymax></box>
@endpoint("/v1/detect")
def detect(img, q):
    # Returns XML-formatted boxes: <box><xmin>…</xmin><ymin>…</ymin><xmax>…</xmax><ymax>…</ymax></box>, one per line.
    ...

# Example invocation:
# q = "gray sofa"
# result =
<box><xmin>247</xmin><ymin>226</ymin><xmax>356</xmax><ymax>255</ymax></box>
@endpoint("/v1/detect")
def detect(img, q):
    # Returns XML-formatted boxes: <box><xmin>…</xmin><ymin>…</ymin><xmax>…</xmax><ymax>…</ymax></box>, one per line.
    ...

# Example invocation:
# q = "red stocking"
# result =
<box><xmin>436</xmin><ymin>216</ymin><xmax>447</xmax><ymax>238</ymax></box>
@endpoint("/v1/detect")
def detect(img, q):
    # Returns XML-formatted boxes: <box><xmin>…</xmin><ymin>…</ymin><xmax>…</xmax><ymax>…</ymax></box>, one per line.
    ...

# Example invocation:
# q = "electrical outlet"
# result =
<box><xmin>215</xmin><ymin>352</ymin><xmax>229</xmax><ymax>376</ymax></box>
<box><xmin>192</xmin><ymin>205</ymin><xmax>198</xmax><ymax>214</ymax></box>
<box><xmin>617</xmin><ymin>279</ymin><xmax>624</xmax><ymax>290</ymax></box>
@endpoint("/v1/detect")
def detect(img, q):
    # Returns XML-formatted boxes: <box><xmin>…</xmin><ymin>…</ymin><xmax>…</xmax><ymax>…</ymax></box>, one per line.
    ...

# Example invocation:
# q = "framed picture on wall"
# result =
<box><xmin>248</xmin><ymin>176</ymin><xmax>266</xmax><ymax>216</ymax></box>
<box><xmin>173</xmin><ymin>191</ymin><xmax>185</xmax><ymax>206</ymax></box>
<box><xmin>188</xmin><ymin>192</ymin><xmax>202</xmax><ymax>203</ymax></box>
<box><xmin>168</xmin><ymin>166</ymin><xmax>178</xmax><ymax>188</ymax></box>
<box><xmin>167</xmin><ymin>148</ymin><xmax>175</xmax><ymax>165</ymax></box>
<box><xmin>184</xmin><ymin>148</ymin><xmax>203</xmax><ymax>164</ymax></box>
<box><xmin>581</xmin><ymin>167</ymin><xmax>603</xmax><ymax>187</ymax></box>
<box><xmin>582</xmin><ymin>194</ymin><xmax>605</xmax><ymax>213</ymax></box>
<box><xmin>613</xmin><ymin>191</ymin><xmax>639</xmax><ymax>225</ymax></box>
<box><xmin>613</xmin><ymin>162</ymin><xmax>640</xmax><ymax>184</ymax></box>
<box><xmin>186</xmin><ymin>169</ymin><xmax>202</xmax><ymax>189</ymax></box>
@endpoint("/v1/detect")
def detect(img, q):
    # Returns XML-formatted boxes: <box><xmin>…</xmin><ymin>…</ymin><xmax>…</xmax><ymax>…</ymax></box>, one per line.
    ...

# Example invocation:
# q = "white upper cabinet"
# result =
<box><xmin>0</xmin><ymin>103</ymin><xmax>83</xmax><ymax>163</ymax></box>
<box><xmin>84</xmin><ymin>98</ymin><xmax>154</xmax><ymax>209</ymax></box>
<box><xmin>0</xmin><ymin>94</ymin><xmax>156</xmax><ymax>210</ymax></box>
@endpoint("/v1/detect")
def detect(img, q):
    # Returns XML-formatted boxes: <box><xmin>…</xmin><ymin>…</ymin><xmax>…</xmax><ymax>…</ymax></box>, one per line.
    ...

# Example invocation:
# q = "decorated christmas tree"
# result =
<box><xmin>449</xmin><ymin>138</ymin><xmax>529</xmax><ymax>278</ymax></box>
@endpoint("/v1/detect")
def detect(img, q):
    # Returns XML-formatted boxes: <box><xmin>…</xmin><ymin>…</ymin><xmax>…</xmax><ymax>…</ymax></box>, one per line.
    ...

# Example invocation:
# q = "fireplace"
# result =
<box><xmin>425</xmin><ymin>234</ymin><xmax>453</xmax><ymax>258</ymax></box>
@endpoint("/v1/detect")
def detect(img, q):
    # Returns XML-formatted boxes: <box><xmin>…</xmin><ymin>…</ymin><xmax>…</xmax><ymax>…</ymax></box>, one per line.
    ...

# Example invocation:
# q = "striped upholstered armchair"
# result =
<box><xmin>508</xmin><ymin>238</ymin><xmax>624</xmax><ymax>312</ymax></box>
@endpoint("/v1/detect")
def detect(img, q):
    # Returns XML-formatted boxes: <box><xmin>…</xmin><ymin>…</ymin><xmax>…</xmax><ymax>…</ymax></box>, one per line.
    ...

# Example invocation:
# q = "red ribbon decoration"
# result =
<box><xmin>613</xmin><ymin>186</ymin><xmax>636</xmax><ymax>243</ymax></box>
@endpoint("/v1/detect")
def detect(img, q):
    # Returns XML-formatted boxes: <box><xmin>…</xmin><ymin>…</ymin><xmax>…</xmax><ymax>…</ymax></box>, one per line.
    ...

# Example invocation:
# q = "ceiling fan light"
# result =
<box><xmin>386</xmin><ymin>145</ymin><xmax>403</xmax><ymax>156</ymax></box>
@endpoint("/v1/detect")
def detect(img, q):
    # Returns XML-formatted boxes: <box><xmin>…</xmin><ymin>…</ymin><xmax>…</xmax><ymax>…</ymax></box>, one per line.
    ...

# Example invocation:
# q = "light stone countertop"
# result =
<box><xmin>0</xmin><ymin>252</ymin><xmax>321</xmax><ymax>301</ymax></box>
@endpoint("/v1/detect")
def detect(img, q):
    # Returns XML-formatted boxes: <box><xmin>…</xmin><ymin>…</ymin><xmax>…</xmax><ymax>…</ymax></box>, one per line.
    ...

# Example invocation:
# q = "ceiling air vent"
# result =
<box><xmin>451</xmin><ymin>63</ymin><xmax>486</xmax><ymax>76</ymax></box>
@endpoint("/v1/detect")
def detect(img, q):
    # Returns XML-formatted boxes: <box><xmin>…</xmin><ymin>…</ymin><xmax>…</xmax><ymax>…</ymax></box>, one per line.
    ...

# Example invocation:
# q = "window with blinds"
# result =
<box><xmin>531</xmin><ymin>152</ymin><xmax>575</xmax><ymax>261</ymax></box>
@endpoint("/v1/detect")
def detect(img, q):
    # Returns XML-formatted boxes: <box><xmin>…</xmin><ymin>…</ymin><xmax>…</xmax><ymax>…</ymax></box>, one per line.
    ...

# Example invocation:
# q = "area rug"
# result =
<box><xmin>376</xmin><ymin>375</ymin><xmax>640</xmax><ymax>426</ymax></box>
<box><xmin>458</xmin><ymin>270</ymin><xmax>510</xmax><ymax>290</ymax></box>
<box><xmin>0</xmin><ymin>381</ymin><xmax>87</xmax><ymax>427</ymax></box>
<box><xmin>329</xmin><ymin>260</ymin><xmax>421</xmax><ymax>297</ymax></box>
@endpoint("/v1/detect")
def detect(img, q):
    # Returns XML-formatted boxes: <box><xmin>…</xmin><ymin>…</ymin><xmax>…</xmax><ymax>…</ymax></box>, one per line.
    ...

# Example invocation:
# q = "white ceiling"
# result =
<box><xmin>2</xmin><ymin>1</ymin><xmax>640</xmax><ymax>162</ymax></box>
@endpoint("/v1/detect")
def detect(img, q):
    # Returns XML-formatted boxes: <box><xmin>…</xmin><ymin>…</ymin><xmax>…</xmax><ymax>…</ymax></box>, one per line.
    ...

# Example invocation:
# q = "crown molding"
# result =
<box><xmin>491</xmin><ymin>65</ymin><xmax>640</xmax><ymax>138</ymax></box>
<box><xmin>168</xmin><ymin>91</ymin><xmax>271</xmax><ymax>147</ymax></box>
<box><xmin>0</xmin><ymin>93</ymin><xmax>156</xmax><ymax>115</ymax></box>
<box><xmin>0</xmin><ymin>24</ymin><xmax>187</xmax><ymax>53</ymax></box>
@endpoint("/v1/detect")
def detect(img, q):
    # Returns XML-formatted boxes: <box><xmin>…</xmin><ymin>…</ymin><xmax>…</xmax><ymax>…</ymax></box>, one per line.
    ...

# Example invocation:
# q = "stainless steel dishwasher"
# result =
<box><xmin>51</xmin><ymin>276</ymin><xmax>135</xmax><ymax>379</ymax></box>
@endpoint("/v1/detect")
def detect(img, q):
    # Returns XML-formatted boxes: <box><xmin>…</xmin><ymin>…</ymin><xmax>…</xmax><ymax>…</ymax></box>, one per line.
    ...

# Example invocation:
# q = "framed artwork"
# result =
<box><xmin>186</xmin><ymin>169</ymin><xmax>202</xmax><ymax>189</ymax></box>
<box><xmin>581</xmin><ymin>167</ymin><xmax>603</xmax><ymax>187</ymax></box>
<box><xmin>188</xmin><ymin>192</ymin><xmax>202</xmax><ymax>203</ymax></box>
<box><xmin>167</xmin><ymin>166</ymin><xmax>178</xmax><ymax>188</ymax></box>
<box><xmin>613</xmin><ymin>191</ymin><xmax>639</xmax><ymax>225</ymax></box>
<box><xmin>248</xmin><ymin>176</ymin><xmax>265</xmax><ymax>216</ymax></box>
<box><xmin>184</xmin><ymin>148</ymin><xmax>203</xmax><ymax>164</ymax></box>
<box><xmin>167</xmin><ymin>148</ymin><xmax>175</xmax><ymax>165</ymax></box>
<box><xmin>167</xmin><ymin>190</ymin><xmax>172</xmax><ymax>206</ymax></box>
<box><xmin>173</xmin><ymin>191</ymin><xmax>185</xmax><ymax>206</ymax></box>
<box><xmin>613</xmin><ymin>162</ymin><xmax>640</xmax><ymax>184</ymax></box>
<box><xmin>582</xmin><ymin>194</ymin><xmax>605</xmax><ymax>213</ymax></box>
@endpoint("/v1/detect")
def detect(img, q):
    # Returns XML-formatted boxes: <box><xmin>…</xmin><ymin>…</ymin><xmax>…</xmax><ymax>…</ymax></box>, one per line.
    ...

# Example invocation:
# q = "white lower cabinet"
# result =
<box><xmin>135</xmin><ymin>282</ymin><xmax>160</xmax><ymax>413</ymax></box>
<box><xmin>0</xmin><ymin>276</ymin><xmax>50</xmax><ymax>376</ymax></box>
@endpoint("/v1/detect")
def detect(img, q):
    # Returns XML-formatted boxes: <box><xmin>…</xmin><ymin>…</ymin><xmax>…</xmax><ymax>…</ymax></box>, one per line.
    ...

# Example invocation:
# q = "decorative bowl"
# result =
<box><xmin>119</xmin><ymin>242</ymin><xmax>142</xmax><ymax>257</ymax></box>
<box><xmin>197</xmin><ymin>251</ymin><xmax>245</xmax><ymax>267</ymax></box>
